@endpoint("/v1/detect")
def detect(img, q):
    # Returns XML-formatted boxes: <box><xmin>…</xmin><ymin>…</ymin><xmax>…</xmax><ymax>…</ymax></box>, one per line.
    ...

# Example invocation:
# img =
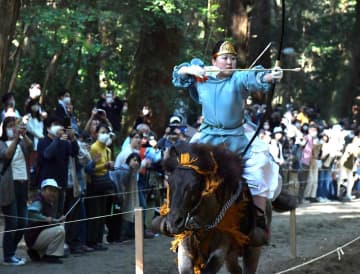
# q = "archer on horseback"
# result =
<box><xmin>171</xmin><ymin>40</ymin><xmax>283</xmax><ymax>246</ymax></box>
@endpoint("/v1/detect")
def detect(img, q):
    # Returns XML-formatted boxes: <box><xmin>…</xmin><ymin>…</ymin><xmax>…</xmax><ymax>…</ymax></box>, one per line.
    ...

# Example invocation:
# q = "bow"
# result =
<box><xmin>242</xmin><ymin>0</ymin><xmax>286</xmax><ymax>156</ymax></box>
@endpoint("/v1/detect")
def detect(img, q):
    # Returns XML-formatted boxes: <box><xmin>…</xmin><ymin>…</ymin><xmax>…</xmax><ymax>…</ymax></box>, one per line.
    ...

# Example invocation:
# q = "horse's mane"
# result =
<box><xmin>163</xmin><ymin>143</ymin><xmax>245</xmax><ymax>191</ymax></box>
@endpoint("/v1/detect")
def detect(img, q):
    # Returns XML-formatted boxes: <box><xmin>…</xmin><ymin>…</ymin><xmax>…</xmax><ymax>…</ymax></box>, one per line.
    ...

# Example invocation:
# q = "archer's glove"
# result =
<box><xmin>179</xmin><ymin>65</ymin><xmax>206</xmax><ymax>79</ymax></box>
<box><xmin>271</xmin><ymin>67</ymin><xmax>283</xmax><ymax>83</ymax></box>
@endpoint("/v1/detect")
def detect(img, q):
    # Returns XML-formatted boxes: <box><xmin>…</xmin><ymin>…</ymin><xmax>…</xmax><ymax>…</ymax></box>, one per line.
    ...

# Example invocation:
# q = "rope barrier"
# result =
<box><xmin>81</xmin><ymin>185</ymin><xmax>166</xmax><ymax>200</ymax></box>
<box><xmin>275</xmin><ymin>235</ymin><xmax>360</xmax><ymax>274</ymax></box>
<box><xmin>0</xmin><ymin>185</ymin><xmax>167</xmax><ymax>229</ymax></box>
<box><xmin>0</xmin><ymin>206</ymin><xmax>160</xmax><ymax>235</ymax></box>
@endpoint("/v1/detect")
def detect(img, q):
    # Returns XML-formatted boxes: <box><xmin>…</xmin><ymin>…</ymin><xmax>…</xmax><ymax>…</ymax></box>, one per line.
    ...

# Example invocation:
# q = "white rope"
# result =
<box><xmin>275</xmin><ymin>235</ymin><xmax>360</xmax><ymax>274</ymax></box>
<box><xmin>0</xmin><ymin>206</ymin><xmax>160</xmax><ymax>235</ymax></box>
<box><xmin>83</xmin><ymin>186</ymin><xmax>166</xmax><ymax>200</ymax></box>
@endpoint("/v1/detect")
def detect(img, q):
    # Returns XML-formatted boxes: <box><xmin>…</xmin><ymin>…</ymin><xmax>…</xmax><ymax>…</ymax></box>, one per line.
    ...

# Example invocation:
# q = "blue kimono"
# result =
<box><xmin>172</xmin><ymin>58</ymin><xmax>280</xmax><ymax>199</ymax></box>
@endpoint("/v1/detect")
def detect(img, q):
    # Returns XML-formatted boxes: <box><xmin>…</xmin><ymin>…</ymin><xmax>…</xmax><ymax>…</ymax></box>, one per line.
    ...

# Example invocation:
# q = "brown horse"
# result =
<box><xmin>155</xmin><ymin>143</ymin><xmax>271</xmax><ymax>274</ymax></box>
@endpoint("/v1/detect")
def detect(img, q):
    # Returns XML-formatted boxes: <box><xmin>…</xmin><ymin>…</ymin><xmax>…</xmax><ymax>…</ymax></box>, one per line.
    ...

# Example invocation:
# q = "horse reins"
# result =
<box><xmin>174</xmin><ymin>152</ymin><xmax>243</xmax><ymax>231</ymax></box>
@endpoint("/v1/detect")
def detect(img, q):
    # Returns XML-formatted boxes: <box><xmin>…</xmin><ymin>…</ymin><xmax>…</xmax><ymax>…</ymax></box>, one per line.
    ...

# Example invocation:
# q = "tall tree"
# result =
<box><xmin>343</xmin><ymin>0</ymin><xmax>360</xmax><ymax>119</ymax></box>
<box><xmin>0</xmin><ymin>0</ymin><xmax>21</xmax><ymax>94</ymax></box>
<box><xmin>225</xmin><ymin>0</ymin><xmax>271</xmax><ymax>68</ymax></box>
<box><xmin>127</xmin><ymin>5</ymin><xmax>183</xmax><ymax>136</ymax></box>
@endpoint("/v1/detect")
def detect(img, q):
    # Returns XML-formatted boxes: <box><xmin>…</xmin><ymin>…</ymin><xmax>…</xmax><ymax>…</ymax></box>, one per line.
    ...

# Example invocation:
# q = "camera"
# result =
<box><xmin>169</xmin><ymin>123</ymin><xmax>187</xmax><ymax>135</ymax></box>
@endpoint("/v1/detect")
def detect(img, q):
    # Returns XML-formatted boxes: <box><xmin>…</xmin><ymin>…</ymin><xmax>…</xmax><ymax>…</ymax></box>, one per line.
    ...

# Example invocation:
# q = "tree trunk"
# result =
<box><xmin>8</xmin><ymin>24</ymin><xmax>29</xmax><ymax>93</ymax></box>
<box><xmin>41</xmin><ymin>39</ymin><xmax>73</xmax><ymax>105</ymax></box>
<box><xmin>226</xmin><ymin>0</ymin><xmax>271</xmax><ymax>68</ymax></box>
<box><xmin>343</xmin><ymin>0</ymin><xmax>360</xmax><ymax>121</ymax></box>
<box><xmin>127</xmin><ymin>14</ymin><xmax>182</xmax><ymax>137</ymax></box>
<box><xmin>0</xmin><ymin>0</ymin><xmax>21</xmax><ymax>94</ymax></box>
<box><xmin>227</xmin><ymin>0</ymin><xmax>250</xmax><ymax>66</ymax></box>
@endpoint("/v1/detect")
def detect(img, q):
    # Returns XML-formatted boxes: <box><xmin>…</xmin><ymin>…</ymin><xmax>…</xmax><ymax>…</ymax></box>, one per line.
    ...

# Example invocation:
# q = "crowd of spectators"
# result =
<box><xmin>0</xmin><ymin>83</ymin><xmax>359</xmax><ymax>266</ymax></box>
<box><xmin>251</xmin><ymin>102</ymin><xmax>360</xmax><ymax>204</ymax></box>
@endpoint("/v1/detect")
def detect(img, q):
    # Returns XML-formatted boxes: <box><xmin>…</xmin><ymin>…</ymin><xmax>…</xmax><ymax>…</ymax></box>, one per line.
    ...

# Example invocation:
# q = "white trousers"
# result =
<box><xmin>32</xmin><ymin>225</ymin><xmax>65</xmax><ymax>257</ymax></box>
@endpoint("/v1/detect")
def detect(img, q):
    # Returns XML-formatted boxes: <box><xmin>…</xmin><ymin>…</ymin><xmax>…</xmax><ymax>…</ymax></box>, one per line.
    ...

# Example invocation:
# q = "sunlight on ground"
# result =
<box><xmin>274</xmin><ymin>199</ymin><xmax>360</xmax><ymax>217</ymax></box>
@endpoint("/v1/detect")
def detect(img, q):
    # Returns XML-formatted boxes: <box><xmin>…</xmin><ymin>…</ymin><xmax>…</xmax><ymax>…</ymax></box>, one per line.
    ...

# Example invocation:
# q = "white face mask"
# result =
<box><xmin>29</xmin><ymin>86</ymin><xmax>41</xmax><ymax>98</ymax></box>
<box><xmin>49</xmin><ymin>125</ymin><xmax>63</xmax><ymax>136</ymax></box>
<box><xmin>31</xmin><ymin>104</ymin><xmax>40</xmax><ymax>112</ymax></box>
<box><xmin>142</xmin><ymin>108</ymin><xmax>150</xmax><ymax>116</ymax></box>
<box><xmin>63</xmin><ymin>97</ymin><xmax>71</xmax><ymax>105</ymax></box>
<box><xmin>97</xmin><ymin>133</ymin><xmax>110</xmax><ymax>144</ymax></box>
<box><xmin>105</xmin><ymin>96</ymin><xmax>113</xmax><ymax>104</ymax></box>
<box><xmin>106</xmin><ymin>138</ymin><xmax>112</xmax><ymax>146</ymax></box>
<box><xmin>6</xmin><ymin>128</ymin><xmax>14</xmax><ymax>139</ymax></box>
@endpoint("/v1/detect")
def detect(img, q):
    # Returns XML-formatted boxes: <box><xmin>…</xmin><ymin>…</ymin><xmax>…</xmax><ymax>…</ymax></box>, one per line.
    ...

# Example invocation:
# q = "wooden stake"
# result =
<box><xmin>289</xmin><ymin>209</ymin><xmax>297</xmax><ymax>258</ymax></box>
<box><xmin>135</xmin><ymin>207</ymin><xmax>144</xmax><ymax>274</ymax></box>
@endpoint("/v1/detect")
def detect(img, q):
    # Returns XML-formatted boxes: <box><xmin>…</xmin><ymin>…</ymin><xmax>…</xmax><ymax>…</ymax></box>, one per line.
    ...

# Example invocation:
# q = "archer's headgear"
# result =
<box><xmin>213</xmin><ymin>41</ymin><xmax>237</xmax><ymax>58</ymax></box>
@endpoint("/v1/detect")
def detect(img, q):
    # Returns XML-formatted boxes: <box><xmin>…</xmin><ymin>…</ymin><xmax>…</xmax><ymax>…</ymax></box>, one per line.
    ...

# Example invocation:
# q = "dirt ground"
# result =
<box><xmin>1</xmin><ymin>199</ymin><xmax>360</xmax><ymax>274</ymax></box>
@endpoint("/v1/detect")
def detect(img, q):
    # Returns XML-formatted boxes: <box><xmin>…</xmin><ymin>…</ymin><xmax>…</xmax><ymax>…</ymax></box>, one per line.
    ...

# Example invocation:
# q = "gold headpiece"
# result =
<box><xmin>213</xmin><ymin>41</ymin><xmax>237</xmax><ymax>57</ymax></box>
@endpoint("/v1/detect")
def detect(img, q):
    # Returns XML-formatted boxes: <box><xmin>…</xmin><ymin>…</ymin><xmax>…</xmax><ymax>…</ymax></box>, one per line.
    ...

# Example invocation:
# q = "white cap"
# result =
<box><xmin>169</xmin><ymin>115</ymin><xmax>181</xmax><ymax>124</ymax></box>
<box><xmin>41</xmin><ymin>179</ymin><xmax>61</xmax><ymax>190</ymax></box>
<box><xmin>273</xmin><ymin>126</ymin><xmax>283</xmax><ymax>134</ymax></box>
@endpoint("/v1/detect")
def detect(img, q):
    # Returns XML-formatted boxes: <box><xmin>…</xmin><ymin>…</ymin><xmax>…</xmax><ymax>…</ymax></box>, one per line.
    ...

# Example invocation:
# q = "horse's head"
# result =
<box><xmin>162</xmin><ymin>143</ymin><xmax>244</xmax><ymax>234</ymax></box>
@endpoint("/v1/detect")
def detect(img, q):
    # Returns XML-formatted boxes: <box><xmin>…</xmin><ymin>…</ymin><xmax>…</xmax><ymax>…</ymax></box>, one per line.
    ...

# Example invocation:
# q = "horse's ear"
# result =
<box><xmin>162</xmin><ymin>145</ymin><xmax>180</xmax><ymax>172</ymax></box>
<box><xmin>165</xmin><ymin>143</ymin><xmax>189</xmax><ymax>159</ymax></box>
<box><xmin>168</xmin><ymin>145</ymin><xmax>180</xmax><ymax>158</ymax></box>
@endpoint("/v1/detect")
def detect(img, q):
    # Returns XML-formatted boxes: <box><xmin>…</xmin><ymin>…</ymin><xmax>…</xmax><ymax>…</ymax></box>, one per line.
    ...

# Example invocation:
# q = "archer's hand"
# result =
<box><xmin>178</xmin><ymin>65</ymin><xmax>205</xmax><ymax>79</ymax></box>
<box><xmin>270</xmin><ymin>66</ymin><xmax>283</xmax><ymax>82</ymax></box>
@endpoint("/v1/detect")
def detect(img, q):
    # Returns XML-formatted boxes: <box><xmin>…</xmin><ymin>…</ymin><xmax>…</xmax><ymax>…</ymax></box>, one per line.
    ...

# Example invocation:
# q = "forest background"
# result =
<box><xmin>0</xmin><ymin>0</ymin><xmax>359</xmax><ymax>138</ymax></box>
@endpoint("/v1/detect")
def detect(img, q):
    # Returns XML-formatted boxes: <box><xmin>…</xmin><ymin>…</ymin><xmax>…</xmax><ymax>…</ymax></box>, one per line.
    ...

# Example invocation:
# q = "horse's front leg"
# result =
<box><xmin>225</xmin><ymin>249</ymin><xmax>242</xmax><ymax>274</ymax></box>
<box><xmin>201</xmin><ymin>247</ymin><xmax>227</xmax><ymax>274</ymax></box>
<box><xmin>242</xmin><ymin>246</ymin><xmax>261</xmax><ymax>274</ymax></box>
<box><xmin>178</xmin><ymin>240</ymin><xmax>194</xmax><ymax>274</ymax></box>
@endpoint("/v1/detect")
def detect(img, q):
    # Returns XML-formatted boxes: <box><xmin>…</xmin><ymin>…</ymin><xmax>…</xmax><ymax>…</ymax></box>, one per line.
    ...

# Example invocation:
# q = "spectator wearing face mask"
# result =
<box><xmin>303</xmin><ymin>124</ymin><xmax>322</xmax><ymax>203</ymax></box>
<box><xmin>25</xmin><ymin>99</ymin><xmax>45</xmax><ymax>194</ymax></box>
<box><xmin>24</xmin><ymin>83</ymin><xmax>47</xmax><ymax>119</ymax></box>
<box><xmin>53</xmin><ymin>89</ymin><xmax>72</xmax><ymax>128</ymax></box>
<box><xmin>25</xmin><ymin>99</ymin><xmax>44</xmax><ymax>150</ymax></box>
<box><xmin>0</xmin><ymin>116</ymin><xmax>33</xmax><ymax>266</ymax></box>
<box><xmin>86</xmin><ymin>123</ymin><xmax>114</xmax><ymax>251</ymax></box>
<box><xmin>1</xmin><ymin>92</ymin><xmax>21</xmax><ymax>121</ymax></box>
<box><xmin>37</xmin><ymin>115</ymin><xmax>79</xmax><ymax>217</ymax></box>
<box><xmin>134</xmin><ymin>104</ymin><xmax>152</xmax><ymax>129</ymax></box>
<box><xmin>96</xmin><ymin>90</ymin><xmax>127</xmax><ymax>134</ymax></box>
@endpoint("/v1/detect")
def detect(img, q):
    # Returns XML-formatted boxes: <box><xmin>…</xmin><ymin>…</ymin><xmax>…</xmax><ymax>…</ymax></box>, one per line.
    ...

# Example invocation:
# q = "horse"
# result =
<box><xmin>155</xmin><ymin>142</ymin><xmax>272</xmax><ymax>274</ymax></box>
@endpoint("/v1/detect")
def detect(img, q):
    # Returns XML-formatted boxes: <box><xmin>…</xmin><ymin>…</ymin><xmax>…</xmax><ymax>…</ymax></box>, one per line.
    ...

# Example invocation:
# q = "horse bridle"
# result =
<box><xmin>175</xmin><ymin>158</ymin><xmax>244</xmax><ymax>231</ymax></box>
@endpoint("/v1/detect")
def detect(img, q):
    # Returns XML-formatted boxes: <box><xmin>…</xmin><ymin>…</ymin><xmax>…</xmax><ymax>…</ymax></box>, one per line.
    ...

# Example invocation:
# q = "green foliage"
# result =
<box><xmin>3</xmin><ymin>0</ymin><xmax>358</xmax><ymax>130</ymax></box>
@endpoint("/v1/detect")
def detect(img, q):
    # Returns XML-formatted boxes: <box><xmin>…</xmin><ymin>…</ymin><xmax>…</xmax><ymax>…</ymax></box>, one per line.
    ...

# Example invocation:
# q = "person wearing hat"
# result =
<box><xmin>169</xmin><ymin>114</ymin><xmax>182</xmax><ymax>125</ymax></box>
<box><xmin>172</xmin><ymin>40</ymin><xmax>284</xmax><ymax>246</ymax></box>
<box><xmin>24</xmin><ymin>179</ymin><xmax>66</xmax><ymax>264</ymax></box>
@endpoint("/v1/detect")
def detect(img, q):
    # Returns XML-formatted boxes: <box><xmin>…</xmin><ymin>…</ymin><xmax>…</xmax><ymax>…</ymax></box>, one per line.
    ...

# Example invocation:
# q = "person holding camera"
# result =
<box><xmin>157</xmin><ymin>115</ymin><xmax>187</xmax><ymax>152</ymax></box>
<box><xmin>96</xmin><ymin>90</ymin><xmax>127</xmax><ymax>134</ymax></box>
<box><xmin>1</xmin><ymin>92</ymin><xmax>21</xmax><ymax>121</ymax></box>
<box><xmin>84</xmin><ymin>108</ymin><xmax>113</xmax><ymax>144</ymax></box>
<box><xmin>37</xmin><ymin>115</ymin><xmax>79</xmax><ymax>218</ymax></box>
<box><xmin>0</xmin><ymin>116</ymin><xmax>33</xmax><ymax>266</ymax></box>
